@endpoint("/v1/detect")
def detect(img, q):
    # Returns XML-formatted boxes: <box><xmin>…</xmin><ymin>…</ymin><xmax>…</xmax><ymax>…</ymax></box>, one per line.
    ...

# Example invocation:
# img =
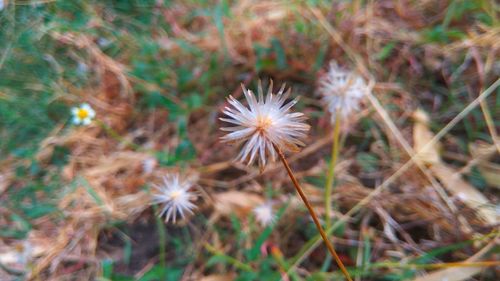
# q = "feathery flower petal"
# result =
<box><xmin>151</xmin><ymin>174</ymin><xmax>197</xmax><ymax>223</ymax></box>
<box><xmin>71</xmin><ymin>103</ymin><xmax>96</xmax><ymax>125</ymax></box>
<box><xmin>317</xmin><ymin>61</ymin><xmax>368</xmax><ymax>122</ymax></box>
<box><xmin>253</xmin><ymin>202</ymin><xmax>276</xmax><ymax>227</ymax></box>
<box><xmin>220</xmin><ymin>81</ymin><xmax>310</xmax><ymax>169</ymax></box>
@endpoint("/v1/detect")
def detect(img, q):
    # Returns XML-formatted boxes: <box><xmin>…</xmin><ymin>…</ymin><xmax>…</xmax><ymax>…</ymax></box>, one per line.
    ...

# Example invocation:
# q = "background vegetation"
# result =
<box><xmin>0</xmin><ymin>0</ymin><xmax>498</xmax><ymax>280</ymax></box>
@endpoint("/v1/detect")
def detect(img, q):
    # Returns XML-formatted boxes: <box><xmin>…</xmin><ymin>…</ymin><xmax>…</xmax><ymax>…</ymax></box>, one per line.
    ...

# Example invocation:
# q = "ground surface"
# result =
<box><xmin>0</xmin><ymin>1</ymin><xmax>499</xmax><ymax>281</ymax></box>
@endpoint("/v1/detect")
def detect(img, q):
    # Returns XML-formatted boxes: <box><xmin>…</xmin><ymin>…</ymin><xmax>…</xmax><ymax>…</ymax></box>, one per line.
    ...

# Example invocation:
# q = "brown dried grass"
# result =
<box><xmin>1</xmin><ymin>0</ymin><xmax>499</xmax><ymax>280</ymax></box>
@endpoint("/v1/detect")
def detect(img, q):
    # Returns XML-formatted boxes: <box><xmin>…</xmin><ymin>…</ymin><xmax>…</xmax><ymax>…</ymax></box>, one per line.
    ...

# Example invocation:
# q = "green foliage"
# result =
<box><xmin>422</xmin><ymin>0</ymin><xmax>492</xmax><ymax>44</ymax></box>
<box><xmin>246</xmin><ymin>203</ymin><xmax>289</xmax><ymax>261</ymax></box>
<box><xmin>99</xmin><ymin>261</ymin><xmax>183</xmax><ymax>281</ymax></box>
<box><xmin>1</xmin><ymin>167</ymin><xmax>63</xmax><ymax>238</ymax></box>
<box><xmin>375</xmin><ymin>42</ymin><xmax>396</xmax><ymax>61</ymax></box>
<box><xmin>423</xmin><ymin>26</ymin><xmax>466</xmax><ymax>43</ymax></box>
<box><xmin>356</xmin><ymin>152</ymin><xmax>379</xmax><ymax>173</ymax></box>
<box><xmin>1</xmin><ymin>0</ymin><xmax>497</xmax><ymax>280</ymax></box>
<box><xmin>466</xmin><ymin>166</ymin><xmax>488</xmax><ymax>190</ymax></box>
<box><xmin>254</xmin><ymin>37</ymin><xmax>290</xmax><ymax>72</ymax></box>
<box><xmin>204</xmin><ymin>203</ymin><xmax>293</xmax><ymax>280</ymax></box>
<box><xmin>442</xmin><ymin>0</ymin><xmax>485</xmax><ymax>28</ymax></box>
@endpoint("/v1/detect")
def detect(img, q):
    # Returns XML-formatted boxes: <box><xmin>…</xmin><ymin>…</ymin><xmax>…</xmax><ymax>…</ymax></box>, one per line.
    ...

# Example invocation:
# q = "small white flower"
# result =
<box><xmin>77</xmin><ymin>62</ymin><xmax>88</xmax><ymax>75</ymax></box>
<box><xmin>14</xmin><ymin>240</ymin><xmax>33</xmax><ymax>266</ymax></box>
<box><xmin>152</xmin><ymin>174</ymin><xmax>197</xmax><ymax>223</ymax></box>
<box><xmin>253</xmin><ymin>202</ymin><xmax>276</xmax><ymax>227</ymax></box>
<box><xmin>97</xmin><ymin>38</ymin><xmax>112</xmax><ymax>48</ymax></box>
<box><xmin>142</xmin><ymin>157</ymin><xmax>157</xmax><ymax>175</ymax></box>
<box><xmin>317</xmin><ymin>61</ymin><xmax>368</xmax><ymax>122</ymax></box>
<box><xmin>71</xmin><ymin>103</ymin><xmax>96</xmax><ymax>125</ymax></box>
<box><xmin>220</xmin><ymin>81</ymin><xmax>310</xmax><ymax>169</ymax></box>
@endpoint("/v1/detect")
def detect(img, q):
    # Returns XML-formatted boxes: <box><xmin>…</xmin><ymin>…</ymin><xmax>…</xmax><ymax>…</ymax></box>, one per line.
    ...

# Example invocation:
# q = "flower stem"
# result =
<box><xmin>325</xmin><ymin>113</ymin><xmax>341</xmax><ymax>230</ymax></box>
<box><xmin>274</xmin><ymin>144</ymin><xmax>353</xmax><ymax>281</ymax></box>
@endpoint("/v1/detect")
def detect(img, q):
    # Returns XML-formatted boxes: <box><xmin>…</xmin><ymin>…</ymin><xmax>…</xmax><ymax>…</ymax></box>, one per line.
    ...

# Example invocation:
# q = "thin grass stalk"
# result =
<box><xmin>96</xmin><ymin>120</ymin><xmax>141</xmax><ymax>150</ymax></box>
<box><xmin>478</xmin><ymin>97</ymin><xmax>500</xmax><ymax>153</ymax></box>
<box><xmin>274</xmin><ymin>144</ymin><xmax>353</xmax><ymax>281</ymax></box>
<box><xmin>204</xmin><ymin>244</ymin><xmax>254</xmax><ymax>272</ymax></box>
<box><xmin>325</xmin><ymin>112</ymin><xmax>341</xmax><ymax>230</ymax></box>
<box><xmin>153</xmin><ymin>204</ymin><xmax>166</xmax><ymax>268</ymax></box>
<box><xmin>373</xmin><ymin>260</ymin><xmax>500</xmax><ymax>270</ymax></box>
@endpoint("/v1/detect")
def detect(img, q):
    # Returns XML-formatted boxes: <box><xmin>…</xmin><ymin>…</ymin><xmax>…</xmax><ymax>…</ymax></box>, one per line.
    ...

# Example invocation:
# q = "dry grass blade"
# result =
<box><xmin>430</xmin><ymin>165</ymin><xmax>497</xmax><ymax>225</ymax></box>
<box><xmin>200</xmin><ymin>274</ymin><xmax>236</xmax><ymax>281</ymax></box>
<box><xmin>210</xmin><ymin>191</ymin><xmax>264</xmax><ymax>222</ymax></box>
<box><xmin>469</xmin><ymin>143</ymin><xmax>500</xmax><ymax>189</ymax></box>
<box><xmin>306</xmin><ymin>5</ymin><xmax>370</xmax><ymax>77</ymax></box>
<box><xmin>411</xmin><ymin>234</ymin><xmax>499</xmax><ymax>281</ymax></box>
<box><xmin>413</xmin><ymin>109</ymin><xmax>498</xmax><ymax>225</ymax></box>
<box><xmin>49</xmin><ymin>31</ymin><xmax>133</xmax><ymax>99</ymax></box>
<box><xmin>368</xmin><ymin>91</ymin><xmax>465</xmax><ymax>230</ymax></box>
<box><xmin>413</xmin><ymin>266</ymin><xmax>483</xmax><ymax>281</ymax></box>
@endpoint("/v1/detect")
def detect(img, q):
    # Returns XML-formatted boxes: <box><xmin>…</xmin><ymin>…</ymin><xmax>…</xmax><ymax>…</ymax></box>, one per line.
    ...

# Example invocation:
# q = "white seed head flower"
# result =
<box><xmin>71</xmin><ymin>103</ymin><xmax>96</xmax><ymax>125</ymax></box>
<box><xmin>318</xmin><ymin>61</ymin><xmax>367</xmax><ymax>122</ymax></box>
<box><xmin>253</xmin><ymin>202</ymin><xmax>276</xmax><ymax>227</ymax></box>
<box><xmin>152</xmin><ymin>174</ymin><xmax>197</xmax><ymax>223</ymax></box>
<box><xmin>220</xmin><ymin>81</ymin><xmax>310</xmax><ymax>169</ymax></box>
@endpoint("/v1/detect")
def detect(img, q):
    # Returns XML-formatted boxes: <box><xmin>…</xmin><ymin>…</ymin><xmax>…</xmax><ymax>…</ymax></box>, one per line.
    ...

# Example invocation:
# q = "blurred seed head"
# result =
<box><xmin>14</xmin><ymin>240</ymin><xmax>33</xmax><ymax>266</ymax></box>
<box><xmin>317</xmin><ymin>61</ymin><xmax>368</xmax><ymax>122</ymax></box>
<box><xmin>253</xmin><ymin>201</ymin><xmax>276</xmax><ymax>227</ymax></box>
<box><xmin>71</xmin><ymin>103</ymin><xmax>95</xmax><ymax>125</ymax></box>
<box><xmin>97</xmin><ymin>37</ymin><xmax>112</xmax><ymax>48</ymax></box>
<box><xmin>142</xmin><ymin>157</ymin><xmax>157</xmax><ymax>175</ymax></box>
<box><xmin>151</xmin><ymin>173</ymin><xmax>197</xmax><ymax>223</ymax></box>
<box><xmin>220</xmin><ymin>80</ymin><xmax>310</xmax><ymax>169</ymax></box>
<box><xmin>76</xmin><ymin>61</ymin><xmax>89</xmax><ymax>76</ymax></box>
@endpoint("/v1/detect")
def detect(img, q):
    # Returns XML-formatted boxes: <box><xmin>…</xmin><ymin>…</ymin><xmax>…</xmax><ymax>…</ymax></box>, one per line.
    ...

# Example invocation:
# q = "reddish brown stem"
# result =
<box><xmin>274</xmin><ymin>144</ymin><xmax>353</xmax><ymax>281</ymax></box>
